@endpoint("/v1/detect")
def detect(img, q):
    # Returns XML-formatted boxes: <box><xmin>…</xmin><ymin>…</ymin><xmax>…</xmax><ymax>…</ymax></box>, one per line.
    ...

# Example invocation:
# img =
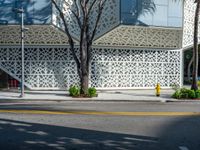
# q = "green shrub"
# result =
<box><xmin>179</xmin><ymin>88</ymin><xmax>189</xmax><ymax>99</ymax></box>
<box><xmin>69</xmin><ymin>85</ymin><xmax>80</xmax><ymax>97</ymax></box>
<box><xmin>172</xmin><ymin>90</ymin><xmax>181</xmax><ymax>99</ymax></box>
<box><xmin>188</xmin><ymin>90</ymin><xmax>196</xmax><ymax>99</ymax></box>
<box><xmin>172</xmin><ymin>88</ymin><xmax>196</xmax><ymax>99</ymax></box>
<box><xmin>195</xmin><ymin>90</ymin><xmax>200</xmax><ymax>98</ymax></box>
<box><xmin>87</xmin><ymin>87</ymin><xmax>97</xmax><ymax>97</ymax></box>
<box><xmin>198</xmin><ymin>81</ymin><xmax>200</xmax><ymax>87</ymax></box>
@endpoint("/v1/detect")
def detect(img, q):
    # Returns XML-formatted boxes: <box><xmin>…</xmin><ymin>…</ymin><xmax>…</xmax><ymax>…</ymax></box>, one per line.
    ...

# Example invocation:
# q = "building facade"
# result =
<box><xmin>0</xmin><ymin>0</ymin><xmax>197</xmax><ymax>90</ymax></box>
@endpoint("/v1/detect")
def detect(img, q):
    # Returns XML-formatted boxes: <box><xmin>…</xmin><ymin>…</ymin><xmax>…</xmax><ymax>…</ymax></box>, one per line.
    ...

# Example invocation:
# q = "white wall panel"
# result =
<box><xmin>0</xmin><ymin>46</ymin><xmax>181</xmax><ymax>89</ymax></box>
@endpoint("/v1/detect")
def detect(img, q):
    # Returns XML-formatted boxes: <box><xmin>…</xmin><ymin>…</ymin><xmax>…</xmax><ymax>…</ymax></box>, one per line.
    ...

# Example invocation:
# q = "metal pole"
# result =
<box><xmin>20</xmin><ymin>8</ymin><xmax>25</xmax><ymax>98</ymax></box>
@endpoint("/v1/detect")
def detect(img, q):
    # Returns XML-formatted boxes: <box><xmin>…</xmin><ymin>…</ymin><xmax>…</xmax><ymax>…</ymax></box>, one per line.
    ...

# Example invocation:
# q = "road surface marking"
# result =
<box><xmin>0</xmin><ymin>110</ymin><xmax>200</xmax><ymax>116</ymax></box>
<box><xmin>179</xmin><ymin>146</ymin><xmax>189</xmax><ymax>150</ymax></box>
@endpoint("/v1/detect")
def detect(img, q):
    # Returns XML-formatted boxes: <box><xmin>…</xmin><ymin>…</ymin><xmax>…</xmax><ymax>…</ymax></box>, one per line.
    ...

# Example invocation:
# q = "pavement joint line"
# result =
<box><xmin>0</xmin><ymin>110</ymin><xmax>200</xmax><ymax>116</ymax></box>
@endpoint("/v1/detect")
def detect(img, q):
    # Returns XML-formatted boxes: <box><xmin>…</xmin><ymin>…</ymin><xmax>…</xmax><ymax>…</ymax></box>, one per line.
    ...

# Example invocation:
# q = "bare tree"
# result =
<box><xmin>52</xmin><ymin>0</ymin><xmax>106</xmax><ymax>95</ymax></box>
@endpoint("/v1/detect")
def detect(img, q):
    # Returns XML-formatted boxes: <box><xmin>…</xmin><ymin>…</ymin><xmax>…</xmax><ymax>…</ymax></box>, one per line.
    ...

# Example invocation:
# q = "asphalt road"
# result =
<box><xmin>0</xmin><ymin>101</ymin><xmax>200</xmax><ymax>150</ymax></box>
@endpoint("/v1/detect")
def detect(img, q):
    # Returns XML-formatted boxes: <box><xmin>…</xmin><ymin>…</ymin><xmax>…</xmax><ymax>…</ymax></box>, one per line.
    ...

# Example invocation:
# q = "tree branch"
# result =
<box><xmin>52</xmin><ymin>0</ymin><xmax>80</xmax><ymax>68</ymax></box>
<box><xmin>88</xmin><ymin>0</ymin><xmax>98</xmax><ymax>16</ymax></box>
<box><xmin>68</xmin><ymin>0</ymin><xmax>82</xmax><ymax>28</ymax></box>
<box><xmin>89</xmin><ymin>0</ymin><xmax>107</xmax><ymax>43</ymax></box>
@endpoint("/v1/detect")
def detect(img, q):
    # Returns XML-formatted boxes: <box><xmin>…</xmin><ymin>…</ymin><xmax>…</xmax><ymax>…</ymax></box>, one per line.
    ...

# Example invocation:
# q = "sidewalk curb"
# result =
<box><xmin>0</xmin><ymin>98</ymin><xmax>161</xmax><ymax>103</ymax></box>
<box><xmin>166</xmin><ymin>99</ymin><xmax>200</xmax><ymax>103</ymax></box>
<box><xmin>0</xmin><ymin>98</ymin><xmax>200</xmax><ymax>103</ymax></box>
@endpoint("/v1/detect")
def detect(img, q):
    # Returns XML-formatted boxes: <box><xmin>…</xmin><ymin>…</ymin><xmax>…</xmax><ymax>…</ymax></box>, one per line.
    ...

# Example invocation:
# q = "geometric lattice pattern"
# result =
<box><xmin>52</xmin><ymin>0</ymin><xmax>120</xmax><ymax>40</ymax></box>
<box><xmin>0</xmin><ymin>25</ymin><xmax>77</xmax><ymax>45</ymax></box>
<box><xmin>183</xmin><ymin>0</ymin><xmax>200</xmax><ymax>49</ymax></box>
<box><xmin>183</xmin><ymin>0</ymin><xmax>196</xmax><ymax>48</ymax></box>
<box><xmin>91</xmin><ymin>48</ymin><xmax>181</xmax><ymax>88</ymax></box>
<box><xmin>0</xmin><ymin>0</ymin><xmax>185</xmax><ymax>89</ymax></box>
<box><xmin>0</xmin><ymin>46</ymin><xmax>181</xmax><ymax>89</ymax></box>
<box><xmin>94</xmin><ymin>25</ymin><xmax>182</xmax><ymax>49</ymax></box>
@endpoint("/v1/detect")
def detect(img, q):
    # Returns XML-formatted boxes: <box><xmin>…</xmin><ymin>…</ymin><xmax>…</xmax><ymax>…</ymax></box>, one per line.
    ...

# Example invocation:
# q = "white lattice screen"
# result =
<box><xmin>52</xmin><ymin>0</ymin><xmax>120</xmax><ymax>40</ymax></box>
<box><xmin>0</xmin><ymin>25</ymin><xmax>73</xmax><ymax>45</ymax></box>
<box><xmin>0</xmin><ymin>46</ymin><xmax>181</xmax><ymax>89</ymax></box>
<box><xmin>0</xmin><ymin>0</ymin><xmax>187</xmax><ymax>90</ymax></box>
<box><xmin>94</xmin><ymin>26</ymin><xmax>182</xmax><ymax>49</ymax></box>
<box><xmin>183</xmin><ymin>0</ymin><xmax>200</xmax><ymax>49</ymax></box>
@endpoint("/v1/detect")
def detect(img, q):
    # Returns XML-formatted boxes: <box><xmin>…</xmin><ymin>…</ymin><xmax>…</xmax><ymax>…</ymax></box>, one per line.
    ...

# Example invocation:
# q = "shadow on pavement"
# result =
<box><xmin>0</xmin><ymin>116</ymin><xmax>200</xmax><ymax>150</ymax></box>
<box><xmin>0</xmin><ymin>118</ymin><xmax>159</xmax><ymax>150</ymax></box>
<box><xmin>157</xmin><ymin>116</ymin><xmax>200</xmax><ymax>150</ymax></box>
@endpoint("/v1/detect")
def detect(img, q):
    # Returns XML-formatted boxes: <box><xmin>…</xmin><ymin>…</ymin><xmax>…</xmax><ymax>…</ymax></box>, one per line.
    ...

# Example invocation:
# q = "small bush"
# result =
<box><xmin>198</xmin><ymin>81</ymin><xmax>200</xmax><ymax>87</ymax></box>
<box><xmin>172</xmin><ymin>88</ymin><xmax>196</xmax><ymax>99</ymax></box>
<box><xmin>87</xmin><ymin>87</ymin><xmax>97</xmax><ymax>97</ymax></box>
<box><xmin>195</xmin><ymin>90</ymin><xmax>200</xmax><ymax>98</ymax></box>
<box><xmin>188</xmin><ymin>90</ymin><xmax>196</xmax><ymax>99</ymax></box>
<box><xmin>69</xmin><ymin>85</ymin><xmax>80</xmax><ymax>97</ymax></box>
<box><xmin>172</xmin><ymin>90</ymin><xmax>181</xmax><ymax>99</ymax></box>
<box><xmin>179</xmin><ymin>88</ymin><xmax>190</xmax><ymax>99</ymax></box>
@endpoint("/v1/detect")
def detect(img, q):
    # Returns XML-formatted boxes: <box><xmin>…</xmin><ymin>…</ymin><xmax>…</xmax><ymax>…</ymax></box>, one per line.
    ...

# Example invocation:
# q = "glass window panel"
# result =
<box><xmin>154</xmin><ymin>0</ymin><xmax>168</xmax><ymax>5</ymax></box>
<box><xmin>0</xmin><ymin>0</ymin><xmax>51</xmax><ymax>25</ymax></box>
<box><xmin>21</xmin><ymin>0</ymin><xmax>34</xmax><ymax>24</ymax></box>
<box><xmin>33</xmin><ymin>0</ymin><xmax>52</xmax><ymax>24</ymax></box>
<box><xmin>121</xmin><ymin>0</ymin><xmax>183</xmax><ymax>27</ymax></box>
<box><xmin>0</xmin><ymin>0</ymin><xmax>16</xmax><ymax>24</ymax></box>
<box><xmin>121</xmin><ymin>0</ymin><xmax>137</xmax><ymax>24</ymax></box>
<box><xmin>121</xmin><ymin>0</ymin><xmax>134</xmax><ymax>13</ymax></box>
<box><xmin>168</xmin><ymin>0</ymin><xmax>182</xmax><ymax>17</ymax></box>
<box><xmin>152</xmin><ymin>5</ymin><xmax>168</xmax><ymax>26</ymax></box>
<box><xmin>168</xmin><ymin>17</ymin><xmax>182</xmax><ymax>27</ymax></box>
<box><xmin>138</xmin><ymin>12</ymin><xmax>153</xmax><ymax>26</ymax></box>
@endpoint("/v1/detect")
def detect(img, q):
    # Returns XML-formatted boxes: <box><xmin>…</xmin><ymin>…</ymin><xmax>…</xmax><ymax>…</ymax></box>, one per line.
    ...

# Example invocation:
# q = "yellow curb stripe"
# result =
<box><xmin>0</xmin><ymin>110</ymin><xmax>200</xmax><ymax>116</ymax></box>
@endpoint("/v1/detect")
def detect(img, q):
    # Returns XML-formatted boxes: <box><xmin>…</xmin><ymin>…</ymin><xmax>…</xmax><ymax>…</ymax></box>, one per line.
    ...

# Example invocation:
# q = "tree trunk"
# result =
<box><xmin>191</xmin><ymin>1</ymin><xmax>200</xmax><ymax>90</ymax></box>
<box><xmin>80</xmin><ymin>71</ymin><xmax>89</xmax><ymax>94</ymax></box>
<box><xmin>80</xmin><ymin>45</ymin><xmax>89</xmax><ymax>95</ymax></box>
<box><xmin>80</xmin><ymin>27</ymin><xmax>90</xmax><ymax>95</ymax></box>
<box><xmin>187</xmin><ymin>56</ymin><xmax>193</xmax><ymax>82</ymax></box>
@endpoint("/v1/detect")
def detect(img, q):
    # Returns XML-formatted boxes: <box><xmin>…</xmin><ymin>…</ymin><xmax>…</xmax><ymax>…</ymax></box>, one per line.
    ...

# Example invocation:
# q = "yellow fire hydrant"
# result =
<box><xmin>155</xmin><ymin>83</ymin><xmax>161</xmax><ymax>97</ymax></box>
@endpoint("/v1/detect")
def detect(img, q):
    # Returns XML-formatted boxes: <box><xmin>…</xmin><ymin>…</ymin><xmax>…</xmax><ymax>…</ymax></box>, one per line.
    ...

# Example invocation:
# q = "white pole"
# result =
<box><xmin>20</xmin><ymin>8</ymin><xmax>25</xmax><ymax>98</ymax></box>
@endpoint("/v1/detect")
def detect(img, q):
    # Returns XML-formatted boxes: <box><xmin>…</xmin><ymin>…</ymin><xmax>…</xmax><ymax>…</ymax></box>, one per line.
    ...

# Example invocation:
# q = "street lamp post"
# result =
<box><xmin>20</xmin><ymin>8</ymin><xmax>25</xmax><ymax>98</ymax></box>
<box><xmin>13</xmin><ymin>8</ymin><xmax>28</xmax><ymax>98</ymax></box>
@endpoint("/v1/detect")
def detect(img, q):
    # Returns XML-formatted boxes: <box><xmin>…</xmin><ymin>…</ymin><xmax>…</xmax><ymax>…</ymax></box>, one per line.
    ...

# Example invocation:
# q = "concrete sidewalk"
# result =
<box><xmin>0</xmin><ymin>89</ymin><xmax>177</xmax><ymax>102</ymax></box>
